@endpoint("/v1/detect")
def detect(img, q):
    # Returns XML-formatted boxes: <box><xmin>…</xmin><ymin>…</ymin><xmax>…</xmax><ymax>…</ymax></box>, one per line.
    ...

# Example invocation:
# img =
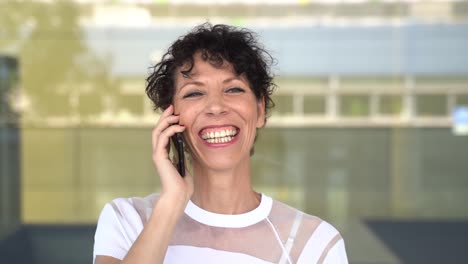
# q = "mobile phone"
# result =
<box><xmin>171</xmin><ymin>133</ymin><xmax>185</xmax><ymax>177</ymax></box>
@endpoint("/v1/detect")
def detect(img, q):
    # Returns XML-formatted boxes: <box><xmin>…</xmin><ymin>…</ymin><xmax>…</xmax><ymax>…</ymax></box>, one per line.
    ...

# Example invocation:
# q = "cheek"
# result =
<box><xmin>179</xmin><ymin>108</ymin><xmax>199</xmax><ymax>126</ymax></box>
<box><xmin>175</xmin><ymin>103</ymin><xmax>193</xmax><ymax>123</ymax></box>
<box><xmin>179</xmin><ymin>109</ymin><xmax>200</xmax><ymax>149</ymax></box>
<box><xmin>245</xmin><ymin>104</ymin><xmax>260</xmax><ymax>124</ymax></box>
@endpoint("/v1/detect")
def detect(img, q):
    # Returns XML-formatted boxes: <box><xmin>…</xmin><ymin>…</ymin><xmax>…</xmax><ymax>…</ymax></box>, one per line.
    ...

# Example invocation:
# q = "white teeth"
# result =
<box><xmin>205</xmin><ymin>136</ymin><xmax>234</xmax><ymax>144</ymax></box>
<box><xmin>201</xmin><ymin>128</ymin><xmax>238</xmax><ymax>144</ymax></box>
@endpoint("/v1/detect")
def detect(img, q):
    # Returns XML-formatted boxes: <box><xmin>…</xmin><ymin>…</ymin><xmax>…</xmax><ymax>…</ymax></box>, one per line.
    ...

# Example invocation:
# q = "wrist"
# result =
<box><xmin>161</xmin><ymin>187</ymin><xmax>191</xmax><ymax>204</ymax></box>
<box><xmin>153</xmin><ymin>192</ymin><xmax>189</xmax><ymax>217</ymax></box>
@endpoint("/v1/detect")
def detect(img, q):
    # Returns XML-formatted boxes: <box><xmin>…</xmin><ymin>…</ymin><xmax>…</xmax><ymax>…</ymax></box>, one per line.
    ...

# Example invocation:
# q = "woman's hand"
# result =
<box><xmin>100</xmin><ymin>105</ymin><xmax>193</xmax><ymax>264</ymax></box>
<box><xmin>151</xmin><ymin>105</ymin><xmax>194</xmax><ymax>206</ymax></box>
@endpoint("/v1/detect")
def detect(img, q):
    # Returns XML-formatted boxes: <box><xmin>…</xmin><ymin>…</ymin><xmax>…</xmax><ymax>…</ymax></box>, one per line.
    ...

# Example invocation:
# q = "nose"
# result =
<box><xmin>205</xmin><ymin>93</ymin><xmax>228</xmax><ymax>116</ymax></box>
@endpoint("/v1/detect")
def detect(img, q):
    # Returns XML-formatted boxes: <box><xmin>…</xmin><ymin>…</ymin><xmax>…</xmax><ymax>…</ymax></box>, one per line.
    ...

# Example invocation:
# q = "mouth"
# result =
<box><xmin>199</xmin><ymin>125</ymin><xmax>239</xmax><ymax>144</ymax></box>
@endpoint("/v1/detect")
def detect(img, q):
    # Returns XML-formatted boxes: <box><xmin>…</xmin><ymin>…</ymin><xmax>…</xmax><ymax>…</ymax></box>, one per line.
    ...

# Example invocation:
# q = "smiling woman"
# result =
<box><xmin>173</xmin><ymin>52</ymin><xmax>265</xmax><ymax>171</ymax></box>
<box><xmin>93</xmin><ymin>23</ymin><xmax>348</xmax><ymax>264</ymax></box>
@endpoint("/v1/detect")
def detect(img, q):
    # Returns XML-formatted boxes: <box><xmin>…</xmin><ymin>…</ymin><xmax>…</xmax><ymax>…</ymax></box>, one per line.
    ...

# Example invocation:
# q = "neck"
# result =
<box><xmin>190</xmin><ymin>158</ymin><xmax>261</xmax><ymax>215</ymax></box>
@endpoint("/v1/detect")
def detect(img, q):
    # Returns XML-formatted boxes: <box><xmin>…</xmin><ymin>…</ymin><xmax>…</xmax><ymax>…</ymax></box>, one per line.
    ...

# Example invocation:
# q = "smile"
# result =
<box><xmin>200</xmin><ymin>126</ymin><xmax>239</xmax><ymax>144</ymax></box>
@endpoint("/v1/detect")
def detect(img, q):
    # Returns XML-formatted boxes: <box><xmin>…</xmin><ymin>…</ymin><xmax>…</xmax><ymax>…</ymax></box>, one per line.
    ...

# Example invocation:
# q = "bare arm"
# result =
<box><xmin>95</xmin><ymin>255</ymin><xmax>120</xmax><ymax>264</ymax></box>
<box><xmin>120</xmin><ymin>194</ymin><xmax>188</xmax><ymax>264</ymax></box>
<box><xmin>95</xmin><ymin>105</ymin><xmax>193</xmax><ymax>264</ymax></box>
<box><xmin>95</xmin><ymin>195</ymin><xmax>188</xmax><ymax>264</ymax></box>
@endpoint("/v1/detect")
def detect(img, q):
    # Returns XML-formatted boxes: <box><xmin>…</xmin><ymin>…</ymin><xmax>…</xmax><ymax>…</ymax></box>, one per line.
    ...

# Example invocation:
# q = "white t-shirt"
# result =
<box><xmin>93</xmin><ymin>193</ymin><xmax>348</xmax><ymax>264</ymax></box>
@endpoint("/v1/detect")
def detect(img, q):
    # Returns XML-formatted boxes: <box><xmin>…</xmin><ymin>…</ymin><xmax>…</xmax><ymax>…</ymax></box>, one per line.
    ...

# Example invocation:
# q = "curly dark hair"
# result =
<box><xmin>145</xmin><ymin>23</ymin><xmax>276</xmax><ymax>122</ymax></box>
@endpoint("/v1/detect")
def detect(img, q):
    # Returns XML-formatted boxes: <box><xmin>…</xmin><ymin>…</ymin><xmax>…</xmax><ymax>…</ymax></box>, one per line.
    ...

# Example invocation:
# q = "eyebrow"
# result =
<box><xmin>222</xmin><ymin>76</ymin><xmax>243</xmax><ymax>84</ymax></box>
<box><xmin>178</xmin><ymin>76</ymin><xmax>243</xmax><ymax>93</ymax></box>
<box><xmin>179</xmin><ymin>81</ymin><xmax>203</xmax><ymax>90</ymax></box>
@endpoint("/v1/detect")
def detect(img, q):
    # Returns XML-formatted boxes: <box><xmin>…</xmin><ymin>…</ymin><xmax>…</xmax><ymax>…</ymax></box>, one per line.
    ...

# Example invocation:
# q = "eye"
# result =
<box><xmin>226</xmin><ymin>87</ymin><xmax>245</xmax><ymax>93</ymax></box>
<box><xmin>183</xmin><ymin>91</ymin><xmax>203</xmax><ymax>99</ymax></box>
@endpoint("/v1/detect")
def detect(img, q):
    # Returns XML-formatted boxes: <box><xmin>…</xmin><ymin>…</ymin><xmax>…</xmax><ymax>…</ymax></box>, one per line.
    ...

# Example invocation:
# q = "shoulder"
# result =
<box><xmin>269</xmin><ymin>197</ymin><xmax>341</xmax><ymax>234</ymax></box>
<box><xmin>267</xmin><ymin>197</ymin><xmax>348</xmax><ymax>263</ymax></box>
<box><xmin>95</xmin><ymin>193</ymin><xmax>161</xmax><ymax>241</ymax></box>
<box><xmin>93</xmin><ymin>193</ymin><xmax>161</xmax><ymax>260</ymax></box>
<box><xmin>96</xmin><ymin>192</ymin><xmax>160</xmax><ymax>227</ymax></box>
<box><xmin>268</xmin><ymin>198</ymin><xmax>323</xmax><ymax>232</ymax></box>
<box><xmin>297</xmin><ymin>213</ymin><xmax>347</xmax><ymax>263</ymax></box>
<box><xmin>102</xmin><ymin>193</ymin><xmax>160</xmax><ymax>223</ymax></box>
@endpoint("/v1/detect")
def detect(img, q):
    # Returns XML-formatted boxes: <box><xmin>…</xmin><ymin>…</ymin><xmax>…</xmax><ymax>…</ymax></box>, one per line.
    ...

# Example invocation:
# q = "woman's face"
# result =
<box><xmin>173</xmin><ymin>53</ymin><xmax>265</xmax><ymax>171</ymax></box>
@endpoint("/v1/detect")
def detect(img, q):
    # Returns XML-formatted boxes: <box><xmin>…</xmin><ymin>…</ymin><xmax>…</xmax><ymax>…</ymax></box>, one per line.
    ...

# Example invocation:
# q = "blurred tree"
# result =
<box><xmin>0</xmin><ymin>0</ymin><xmax>119</xmax><ymax>120</ymax></box>
<box><xmin>0</xmin><ymin>1</ymin><xmax>26</xmax><ymax>49</ymax></box>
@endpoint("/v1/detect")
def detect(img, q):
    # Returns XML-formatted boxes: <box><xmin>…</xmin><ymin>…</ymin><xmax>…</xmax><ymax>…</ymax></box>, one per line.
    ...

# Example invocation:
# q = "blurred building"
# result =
<box><xmin>13</xmin><ymin>0</ymin><xmax>468</xmax><ymax>127</ymax></box>
<box><xmin>1</xmin><ymin>1</ymin><xmax>468</xmax><ymax>263</ymax></box>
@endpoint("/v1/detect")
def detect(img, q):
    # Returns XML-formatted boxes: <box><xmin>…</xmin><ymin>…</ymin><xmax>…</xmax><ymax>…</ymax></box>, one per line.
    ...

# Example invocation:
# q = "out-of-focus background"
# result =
<box><xmin>1</xmin><ymin>0</ymin><xmax>468</xmax><ymax>263</ymax></box>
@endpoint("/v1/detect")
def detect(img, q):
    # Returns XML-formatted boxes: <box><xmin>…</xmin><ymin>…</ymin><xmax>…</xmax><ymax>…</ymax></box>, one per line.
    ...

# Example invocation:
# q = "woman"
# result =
<box><xmin>93</xmin><ymin>23</ymin><xmax>348</xmax><ymax>264</ymax></box>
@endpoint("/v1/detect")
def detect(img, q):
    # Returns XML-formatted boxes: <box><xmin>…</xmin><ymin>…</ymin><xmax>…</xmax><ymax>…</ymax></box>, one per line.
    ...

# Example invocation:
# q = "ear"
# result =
<box><xmin>256</xmin><ymin>97</ymin><xmax>266</xmax><ymax>128</ymax></box>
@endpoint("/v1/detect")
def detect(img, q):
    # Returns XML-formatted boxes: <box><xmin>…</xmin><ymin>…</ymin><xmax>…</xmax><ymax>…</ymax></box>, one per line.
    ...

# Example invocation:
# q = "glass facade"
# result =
<box><xmin>1</xmin><ymin>1</ymin><xmax>468</xmax><ymax>263</ymax></box>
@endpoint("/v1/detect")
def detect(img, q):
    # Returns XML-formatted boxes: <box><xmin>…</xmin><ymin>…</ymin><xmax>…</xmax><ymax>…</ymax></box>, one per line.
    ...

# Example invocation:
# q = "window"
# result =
<box><xmin>340</xmin><ymin>95</ymin><xmax>370</xmax><ymax>117</ymax></box>
<box><xmin>455</xmin><ymin>94</ymin><xmax>468</xmax><ymax>107</ymax></box>
<box><xmin>379</xmin><ymin>95</ymin><xmax>403</xmax><ymax>115</ymax></box>
<box><xmin>416</xmin><ymin>94</ymin><xmax>447</xmax><ymax>116</ymax></box>
<box><xmin>304</xmin><ymin>95</ymin><xmax>326</xmax><ymax>114</ymax></box>
<box><xmin>272</xmin><ymin>94</ymin><xmax>293</xmax><ymax>116</ymax></box>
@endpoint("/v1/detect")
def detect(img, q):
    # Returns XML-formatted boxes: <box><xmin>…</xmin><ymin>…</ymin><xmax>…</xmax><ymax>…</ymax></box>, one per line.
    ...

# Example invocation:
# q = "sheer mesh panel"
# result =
<box><xmin>128</xmin><ymin>194</ymin><xmax>323</xmax><ymax>263</ymax></box>
<box><xmin>268</xmin><ymin>200</ymin><xmax>323</xmax><ymax>263</ymax></box>
<box><xmin>171</xmin><ymin>215</ymin><xmax>282</xmax><ymax>262</ymax></box>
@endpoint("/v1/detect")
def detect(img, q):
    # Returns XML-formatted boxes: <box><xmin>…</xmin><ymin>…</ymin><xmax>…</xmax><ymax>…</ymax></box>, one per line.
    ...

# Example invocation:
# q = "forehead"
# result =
<box><xmin>179</xmin><ymin>54</ymin><xmax>234</xmax><ymax>77</ymax></box>
<box><xmin>174</xmin><ymin>54</ymin><xmax>248</xmax><ymax>88</ymax></box>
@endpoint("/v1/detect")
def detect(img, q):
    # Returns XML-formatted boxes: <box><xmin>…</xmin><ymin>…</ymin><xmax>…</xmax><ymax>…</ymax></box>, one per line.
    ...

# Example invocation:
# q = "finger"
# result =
<box><xmin>154</xmin><ymin>124</ymin><xmax>186</xmax><ymax>160</ymax></box>
<box><xmin>153</xmin><ymin>104</ymin><xmax>175</xmax><ymax>137</ymax></box>
<box><xmin>160</xmin><ymin>104</ymin><xmax>174</xmax><ymax>119</ymax></box>
<box><xmin>152</xmin><ymin>115</ymin><xmax>179</xmax><ymax>150</ymax></box>
<box><xmin>152</xmin><ymin>115</ymin><xmax>180</xmax><ymax>150</ymax></box>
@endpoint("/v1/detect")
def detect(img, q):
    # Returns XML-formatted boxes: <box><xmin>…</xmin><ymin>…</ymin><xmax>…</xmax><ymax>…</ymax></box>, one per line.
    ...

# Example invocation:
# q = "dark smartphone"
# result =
<box><xmin>171</xmin><ymin>133</ymin><xmax>185</xmax><ymax>177</ymax></box>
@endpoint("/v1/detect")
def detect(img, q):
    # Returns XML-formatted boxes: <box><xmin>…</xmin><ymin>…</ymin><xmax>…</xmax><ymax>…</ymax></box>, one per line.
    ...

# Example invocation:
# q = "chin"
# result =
<box><xmin>196</xmin><ymin>155</ymin><xmax>243</xmax><ymax>171</ymax></box>
<box><xmin>207</xmin><ymin>160</ymin><xmax>238</xmax><ymax>171</ymax></box>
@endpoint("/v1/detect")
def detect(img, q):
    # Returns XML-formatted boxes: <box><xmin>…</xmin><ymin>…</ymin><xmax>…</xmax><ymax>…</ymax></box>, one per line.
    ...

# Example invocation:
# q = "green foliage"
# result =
<box><xmin>0</xmin><ymin>1</ymin><xmax>120</xmax><ymax>119</ymax></box>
